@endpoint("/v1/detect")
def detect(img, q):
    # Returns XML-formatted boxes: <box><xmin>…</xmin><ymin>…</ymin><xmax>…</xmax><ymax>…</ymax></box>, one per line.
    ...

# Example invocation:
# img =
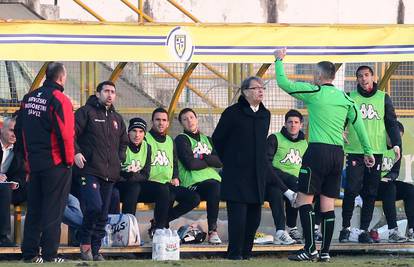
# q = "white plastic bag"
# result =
<box><xmin>102</xmin><ymin>214</ymin><xmax>141</xmax><ymax>247</ymax></box>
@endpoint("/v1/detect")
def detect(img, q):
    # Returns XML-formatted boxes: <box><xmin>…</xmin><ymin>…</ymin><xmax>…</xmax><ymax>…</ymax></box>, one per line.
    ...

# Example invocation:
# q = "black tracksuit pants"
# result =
<box><xmin>79</xmin><ymin>175</ymin><xmax>113</xmax><ymax>256</ymax></box>
<box><xmin>21</xmin><ymin>165</ymin><xmax>71</xmax><ymax>261</ymax></box>
<box><xmin>118</xmin><ymin>180</ymin><xmax>200</xmax><ymax>229</ymax></box>
<box><xmin>377</xmin><ymin>180</ymin><xmax>414</xmax><ymax>230</ymax></box>
<box><xmin>189</xmin><ymin>179</ymin><xmax>221</xmax><ymax>232</ymax></box>
<box><xmin>265</xmin><ymin>171</ymin><xmax>298</xmax><ymax>230</ymax></box>
<box><xmin>168</xmin><ymin>184</ymin><xmax>200</xmax><ymax>225</ymax></box>
<box><xmin>118</xmin><ymin>180</ymin><xmax>171</xmax><ymax>229</ymax></box>
<box><xmin>342</xmin><ymin>154</ymin><xmax>383</xmax><ymax>230</ymax></box>
<box><xmin>226</xmin><ymin>201</ymin><xmax>261</xmax><ymax>260</ymax></box>
<box><xmin>0</xmin><ymin>184</ymin><xmax>12</xmax><ymax>239</ymax></box>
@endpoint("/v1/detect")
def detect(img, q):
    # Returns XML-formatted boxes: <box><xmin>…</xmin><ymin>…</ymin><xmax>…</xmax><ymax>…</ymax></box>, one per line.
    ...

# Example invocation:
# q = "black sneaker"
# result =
<box><xmin>358</xmin><ymin>231</ymin><xmax>373</xmax><ymax>243</ymax></box>
<box><xmin>80</xmin><ymin>245</ymin><xmax>93</xmax><ymax>261</ymax></box>
<box><xmin>45</xmin><ymin>257</ymin><xmax>65</xmax><ymax>263</ymax></box>
<box><xmin>93</xmin><ymin>254</ymin><xmax>105</xmax><ymax>261</ymax></box>
<box><xmin>0</xmin><ymin>236</ymin><xmax>16</xmax><ymax>247</ymax></box>
<box><xmin>339</xmin><ymin>228</ymin><xmax>351</xmax><ymax>243</ymax></box>
<box><xmin>319</xmin><ymin>252</ymin><xmax>331</xmax><ymax>262</ymax></box>
<box><xmin>23</xmin><ymin>255</ymin><xmax>44</xmax><ymax>263</ymax></box>
<box><xmin>288</xmin><ymin>249</ymin><xmax>318</xmax><ymax>261</ymax></box>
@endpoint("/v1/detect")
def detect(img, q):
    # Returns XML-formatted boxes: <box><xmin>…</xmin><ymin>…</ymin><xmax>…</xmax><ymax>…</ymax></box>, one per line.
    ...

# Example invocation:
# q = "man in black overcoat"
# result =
<box><xmin>212</xmin><ymin>76</ymin><xmax>270</xmax><ymax>260</ymax></box>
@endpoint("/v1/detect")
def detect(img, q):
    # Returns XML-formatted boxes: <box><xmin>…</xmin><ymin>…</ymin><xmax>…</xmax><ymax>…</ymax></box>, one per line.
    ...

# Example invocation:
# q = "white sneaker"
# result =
<box><xmin>288</xmin><ymin>227</ymin><xmax>302</xmax><ymax>243</ymax></box>
<box><xmin>274</xmin><ymin>230</ymin><xmax>296</xmax><ymax>245</ymax></box>
<box><xmin>208</xmin><ymin>231</ymin><xmax>222</xmax><ymax>244</ymax></box>
<box><xmin>388</xmin><ymin>228</ymin><xmax>407</xmax><ymax>243</ymax></box>
<box><xmin>254</xmin><ymin>232</ymin><xmax>274</xmax><ymax>244</ymax></box>
<box><xmin>354</xmin><ymin>195</ymin><xmax>363</xmax><ymax>208</ymax></box>
<box><xmin>349</xmin><ymin>228</ymin><xmax>362</xmax><ymax>242</ymax></box>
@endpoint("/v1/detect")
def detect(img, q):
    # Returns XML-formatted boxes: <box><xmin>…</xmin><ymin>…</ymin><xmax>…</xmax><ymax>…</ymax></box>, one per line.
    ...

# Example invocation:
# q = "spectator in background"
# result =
<box><xmin>0</xmin><ymin>117</ymin><xmax>25</xmax><ymax>247</ymax></box>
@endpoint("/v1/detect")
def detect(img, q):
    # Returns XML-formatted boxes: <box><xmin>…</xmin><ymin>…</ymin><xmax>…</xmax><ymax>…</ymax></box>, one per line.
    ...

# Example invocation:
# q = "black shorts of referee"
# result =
<box><xmin>298</xmin><ymin>143</ymin><xmax>344</xmax><ymax>198</ymax></box>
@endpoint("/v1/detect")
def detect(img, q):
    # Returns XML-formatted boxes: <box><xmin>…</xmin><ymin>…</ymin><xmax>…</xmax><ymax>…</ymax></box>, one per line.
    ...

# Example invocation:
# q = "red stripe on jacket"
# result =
<box><xmin>52</xmin><ymin>90</ymin><xmax>75</xmax><ymax>166</ymax></box>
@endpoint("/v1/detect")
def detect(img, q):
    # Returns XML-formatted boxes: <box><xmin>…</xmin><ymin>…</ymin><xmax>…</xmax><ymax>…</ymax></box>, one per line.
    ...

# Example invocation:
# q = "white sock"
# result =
<box><xmin>283</xmin><ymin>189</ymin><xmax>295</xmax><ymax>201</ymax></box>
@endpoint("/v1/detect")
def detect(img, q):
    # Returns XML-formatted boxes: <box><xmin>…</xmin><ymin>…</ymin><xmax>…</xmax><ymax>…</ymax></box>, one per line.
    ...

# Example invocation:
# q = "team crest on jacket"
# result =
<box><xmin>280</xmin><ymin>148</ymin><xmax>302</xmax><ymax>165</ymax></box>
<box><xmin>113</xmin><ymin>120</ymin><xmax>118</xmax><ymax>130</ymax></box>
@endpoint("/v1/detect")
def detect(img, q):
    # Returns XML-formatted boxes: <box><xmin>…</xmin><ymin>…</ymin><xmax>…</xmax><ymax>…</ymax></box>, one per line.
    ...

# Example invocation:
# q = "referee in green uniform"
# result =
<box><xmin>274</xmin><ymin>48</ymin><xmax>374</xmax><ymax>262</ymax></box>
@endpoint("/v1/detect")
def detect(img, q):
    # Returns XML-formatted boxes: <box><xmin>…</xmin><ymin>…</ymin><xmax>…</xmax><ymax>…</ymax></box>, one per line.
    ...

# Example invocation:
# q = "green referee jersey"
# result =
<box><xmin>275</xmin><ymin>60</ymin><xmax>373</xmax><ymax>155</ymax></box>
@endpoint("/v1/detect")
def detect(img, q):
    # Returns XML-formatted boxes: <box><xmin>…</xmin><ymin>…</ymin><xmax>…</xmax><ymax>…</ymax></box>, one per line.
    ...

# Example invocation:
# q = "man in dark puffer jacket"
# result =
<box><xmin>74</xmin><ymin>81</ymin><xmax>128</xmax><ymax>261</ymax></box>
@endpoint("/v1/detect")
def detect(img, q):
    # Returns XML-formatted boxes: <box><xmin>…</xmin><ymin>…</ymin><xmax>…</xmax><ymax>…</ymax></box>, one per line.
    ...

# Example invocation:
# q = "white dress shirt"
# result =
<box><xmin>0</xmin><ymin>140</ymin><xmax>14</xmax><ymax>174</ymax></box>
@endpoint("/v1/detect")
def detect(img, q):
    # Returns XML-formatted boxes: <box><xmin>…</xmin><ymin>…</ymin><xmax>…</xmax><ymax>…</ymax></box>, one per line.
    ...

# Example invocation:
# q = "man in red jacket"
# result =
<box><xmin>16</xmin><ymin>62</ymin><xmax>75</xmax><ymax>263</ymax></box>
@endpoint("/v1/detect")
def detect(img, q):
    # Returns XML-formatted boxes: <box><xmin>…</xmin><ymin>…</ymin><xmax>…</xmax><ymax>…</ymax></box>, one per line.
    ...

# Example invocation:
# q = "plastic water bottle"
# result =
<box><xmin>172</xmin><ymin>230</ymin><xmax>180</xmax><ymax>260</ymax></box>
<box><xmin>103</xmin><ymin>224</ymin><xmax>113</xmax><ymax>247</ymax></box>
<box><xmin>152</xmin><ymin>229</ymin><xmax>164</xmax><ymax>260</ymax></box>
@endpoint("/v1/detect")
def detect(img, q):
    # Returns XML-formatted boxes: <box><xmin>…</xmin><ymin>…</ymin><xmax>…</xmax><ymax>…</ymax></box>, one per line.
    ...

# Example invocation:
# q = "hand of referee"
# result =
<box><xmin>363</xmin><ymin>155</ymin><xmax>375</xmax><ymax>168</ymax></box>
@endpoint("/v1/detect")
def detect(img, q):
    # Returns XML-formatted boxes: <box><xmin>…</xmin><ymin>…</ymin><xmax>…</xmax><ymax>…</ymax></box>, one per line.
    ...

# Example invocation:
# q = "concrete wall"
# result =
<box><xmin>40</xmin><ymin>0</ymin><xmax>411</xmax><ymax>24</ymax></box>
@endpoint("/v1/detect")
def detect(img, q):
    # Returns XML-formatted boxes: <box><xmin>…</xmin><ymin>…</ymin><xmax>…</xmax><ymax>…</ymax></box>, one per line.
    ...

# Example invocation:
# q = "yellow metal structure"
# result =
<box><xmin>256</xmin><ymin>64</ymin><xmax>271</xmax><ymax>78</ymax></box>
<box><xmin>29</xmin><ymin>62</ymin><xmax>49</xmax><ymax>92</ymax></box>
<box><xmin>120</xmin><ymin>0</ymin><xmax>154</xmax><ymax>22</ymax></box>
<box><xmin>109</xmin><ymin>62</ymin><xmax>128</xmax><ymax>82</ymax></box>
<box><xmin>378</xmin><ymin>62</ymin><xmax>401</xmax><ymax>91</ymax></box>
<box><xmin>72</xmin><ymin>0</ymin><xmax>106</xmax><ymax>21</ymax></box>
<box><xmin>166</xmin><ymin>0</ymin><xmax>201</xmax><ymax>23</ymax></box>
<box><xmin>156</xmin><ymin>63</ymin><xmax>218</xmax><ymax>108</ymax></box>
<box><xmin>167</xmin><ymin>63</ymin><xmax>199</xmax><ymax>122</ymax></box>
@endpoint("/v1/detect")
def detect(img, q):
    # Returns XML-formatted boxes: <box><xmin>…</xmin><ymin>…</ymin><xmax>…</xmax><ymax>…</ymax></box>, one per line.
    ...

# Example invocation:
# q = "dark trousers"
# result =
<box><xmin>377</xmin><ymin>181</ymin><xmax>414</xmax><ymax>230</ymax></box>
<box><xmin>190</xmin><ymin>179</ymin><xmax>221</xmax><ymax>232</ymax></box>
<box><xmin>118</xmin><ymin>180</ymin><xmax>171</xmax><ymax>229</ymax></box>
<box><xmin>79</xmin><ymin>175</ymin><xmax>113</xmax><ymax>256</ymax></box>
<box><xmin>21</xmin><ymin>165</ymin><xmax>71</xmax><ymax>260</ymax></box>
<box><xmin>266</xmin><ymin>171</ymin><xmax>298</xmax><ymax>230</ymax></box>
<box><xmin>226</xmin><ymin>201</ymin><xmax>261</xmax><ymax>260</ymax></box>
<box><xmin>342</xmin><ymin>154</ymin><xmax>383</xmax><ymax>230</ymax></box>
<box><xmin>0</xmin><ymin>184</ymin><xmax>11</xmax><ymax>238</ymax></box>
<box><xmin>168</xmin><ymin>184</ymin><xmax>200</xmax><ymax>225</ymax></box>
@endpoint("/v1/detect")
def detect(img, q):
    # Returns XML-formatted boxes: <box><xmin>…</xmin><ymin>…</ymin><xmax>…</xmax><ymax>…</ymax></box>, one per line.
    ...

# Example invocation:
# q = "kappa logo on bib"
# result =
<box><xmin>382</xmin><ymin>157</ymin><xmax>394</xmax><ymax>171</ymax></box>
<box><xmin>280</xmin><ymin>148</ymin><xmax>302</xmax><ymax>165</ymax></box>
<box><xmin>152</xmin><ymin>150</ymin><xmax>170</xmax><ymax>166</ymax></box>
<box><xmin>192</xmin><ymin>142</ymin><xmax>211</xmax><ymax>155</ymax></box>
<box><xmin>360</xmin><ymin>104</ymin><xmax>380</xmax><ymax>120</ymax></box>
<box><xmin>126</xmin><ymin>160</ymin><xmax>142</xmax><ymax>172</ymax></box>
